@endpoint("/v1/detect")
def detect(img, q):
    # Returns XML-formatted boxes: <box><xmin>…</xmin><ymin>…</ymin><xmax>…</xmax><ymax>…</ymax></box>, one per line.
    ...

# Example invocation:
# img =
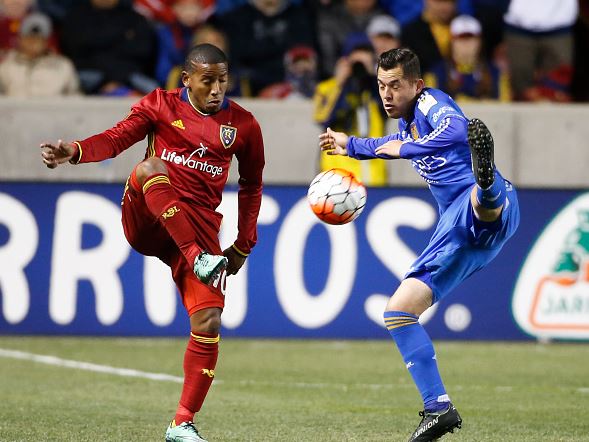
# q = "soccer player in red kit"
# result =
<box><xmin>40</xmin><ymin>44</ymin><xmax>265</xmax><ymax>442</ymax></box>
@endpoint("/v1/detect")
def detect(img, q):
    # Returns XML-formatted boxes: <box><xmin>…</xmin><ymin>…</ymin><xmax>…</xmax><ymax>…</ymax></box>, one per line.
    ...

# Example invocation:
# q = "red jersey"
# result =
<box><xmin>75</xmin><ymin>87</ymin><xmax>265</xmax><ymax>255</ymax></box>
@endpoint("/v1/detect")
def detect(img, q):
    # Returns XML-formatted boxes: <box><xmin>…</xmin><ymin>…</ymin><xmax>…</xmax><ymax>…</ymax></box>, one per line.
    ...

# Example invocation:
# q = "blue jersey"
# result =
<box><xmin>347</xmin><ymin>87</ymin><xmax>483</xmax><ymax>213</ymax></box>
<box><xmin>345</xmin><ymin>87</ymin><xmax>519</xmax><ymax>302</ymax></box>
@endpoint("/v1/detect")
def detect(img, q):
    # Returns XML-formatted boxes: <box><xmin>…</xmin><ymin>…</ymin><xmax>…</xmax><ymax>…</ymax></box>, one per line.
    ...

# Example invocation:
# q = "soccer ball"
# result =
<box><xmin>307</xmin><ymin>168</ymin><xmax>367</xmax><ymax>225</ymax></box>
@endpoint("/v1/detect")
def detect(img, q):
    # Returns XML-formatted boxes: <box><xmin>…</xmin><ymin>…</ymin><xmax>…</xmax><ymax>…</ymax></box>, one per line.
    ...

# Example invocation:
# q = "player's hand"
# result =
<box><xmin>319</xmin><ymin>127</ymin><xmax>348</xmax><ymax>156</ymax></box>
<box><xmin>375</xmin><ymin>140</ymin><xmax>403</xmax><ymax>158</ymax></box>
<box><xmin>40</xmin><ymin>140</ymin><xmax>76</xmax><ymax>169</ymax></box>
<box><xmin>223</xmin><ymin>246</ymin><xmax>247</xmax><ymax>276</ymax></box>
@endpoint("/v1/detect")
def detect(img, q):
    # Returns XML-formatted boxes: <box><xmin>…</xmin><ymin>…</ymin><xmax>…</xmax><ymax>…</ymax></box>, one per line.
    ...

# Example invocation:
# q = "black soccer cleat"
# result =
<box><xmin>408</xmin><ymin>403</ymin><xmax>462</xmax><ymax>442</ymax></box>
<box><xmin>467</xmin><ymin>118</ymin><xmax>496</xmax><ymax>189</ymax></box>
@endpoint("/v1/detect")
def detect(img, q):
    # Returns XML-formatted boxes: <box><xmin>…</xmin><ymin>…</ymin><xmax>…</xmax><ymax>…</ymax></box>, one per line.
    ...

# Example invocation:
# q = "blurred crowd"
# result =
<box><xmin>0</xmin><ymin>0</ymin><xmax>587</xmax><ymax>103</ymax></box>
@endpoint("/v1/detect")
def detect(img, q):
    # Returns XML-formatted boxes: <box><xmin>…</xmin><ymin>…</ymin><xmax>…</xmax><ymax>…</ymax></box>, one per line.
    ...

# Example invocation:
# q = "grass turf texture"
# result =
<box><xmin>0</xmin><ymin>338</ymin><xmax>588</xmax><ymax>441</ymax></box>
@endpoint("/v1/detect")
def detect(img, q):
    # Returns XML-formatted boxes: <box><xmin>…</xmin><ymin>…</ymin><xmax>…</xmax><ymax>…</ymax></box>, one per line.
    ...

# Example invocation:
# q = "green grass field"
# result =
<box><xmin>0</xmin><ymin>337</ymin><xmax>588</xmax><ymax>442</ymax></box>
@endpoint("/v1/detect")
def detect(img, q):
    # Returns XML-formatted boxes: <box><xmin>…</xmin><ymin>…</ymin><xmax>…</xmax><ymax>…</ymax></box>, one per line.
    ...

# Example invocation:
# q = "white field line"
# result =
<box><xmin>3</xmin><ymin>348</ymin><xmax>587</xmax><ymax>395</ymax></box>
<box><xmin>0</xmin><ymin>347</ymin><xmax>404</xmax><ymax>391</ymax></box>
<box><xmin>0</xmin><ymin>348</ymin><xmax>184</xmax><ymax>384</ymax></box>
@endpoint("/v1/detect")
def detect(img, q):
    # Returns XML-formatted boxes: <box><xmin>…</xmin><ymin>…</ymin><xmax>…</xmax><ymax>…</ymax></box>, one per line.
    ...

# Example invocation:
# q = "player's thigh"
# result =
<box><xmin>121</xmin><ymin>182</ymin><xmax>172</xmax><ymax>257</ymax></box>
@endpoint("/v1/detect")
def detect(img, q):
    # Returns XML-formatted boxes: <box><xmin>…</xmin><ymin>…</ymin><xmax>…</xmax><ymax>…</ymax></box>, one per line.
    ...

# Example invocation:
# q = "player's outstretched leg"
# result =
<box><xmin>408</xmin><ymin>403</ymin><xmax>462</xmax><ymax>442</ymax></box>
<box><xmin>467</xmin><ymin>118</ymin><xmax>495</xmax><ymax>189</ymax></box>
<box><xmin>468</xmin><ymin>118</ymin><xmax>506</xmax><ymax>216</ymax></box>
<box><xmin>134</xmin><ymin>158</ymin><xmax>228</xmax><ymax>284</ymax></box>
<box><xmin>165</xmin><ymin>420</ymin><xmax>208</xmax><ymax>442</ymax></box>
<box><xmin>193</xmin><ymin>251</ymin><xmax>228</xmax><ymax>284</ymax></box>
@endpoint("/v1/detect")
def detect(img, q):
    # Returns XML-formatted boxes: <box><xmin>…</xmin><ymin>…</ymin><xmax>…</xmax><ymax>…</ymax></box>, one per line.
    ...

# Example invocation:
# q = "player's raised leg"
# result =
<box><xmin>468</xmin><ymin>118</ymin><xmax>506</xmax><ymax>223</ymax></box>
<box><xmin>166</xmin><ymin>307</ymin><xmax>222</xmax><ymax>442</ymax></box>
<box><xmin>134</xmin><ymin>158</ymin><xmax>227</xmax><ymax>283</ymax></box>
<box><xmin>384</xmin><ymin>279</ymin><xmax>462</xmax><ymax>441</ymax></box>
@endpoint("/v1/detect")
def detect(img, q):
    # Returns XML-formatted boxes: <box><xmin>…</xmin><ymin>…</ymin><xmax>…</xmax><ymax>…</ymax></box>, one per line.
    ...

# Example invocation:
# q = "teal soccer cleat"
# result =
<box><xmin>165</xmin><ymin>421</ymin><xmax>208</xmax><ymax>442</ymax></box>
<box><xmin>193</xmin><ymin>251</ymin><xmax>228</xmax><ymax>284</ymax></box>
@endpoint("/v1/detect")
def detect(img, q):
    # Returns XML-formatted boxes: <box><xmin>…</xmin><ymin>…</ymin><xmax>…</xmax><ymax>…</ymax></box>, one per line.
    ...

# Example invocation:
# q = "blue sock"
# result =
<box><xmin>476</xmin><ymin>171</ymin><xmax>506</xmax><ymax>209</ymax></box>
<box><xmin>384</xmin><ymin>311</ymin><xmax>449</xmax><ymax>412</ymax></box>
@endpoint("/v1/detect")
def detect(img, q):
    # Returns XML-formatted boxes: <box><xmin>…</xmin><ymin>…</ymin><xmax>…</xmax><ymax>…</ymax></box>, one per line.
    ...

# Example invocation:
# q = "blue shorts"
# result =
<box><xmin>405</xmin><ymin>181</ymin><xmax>520</xmax><ymax>303</ymax></box>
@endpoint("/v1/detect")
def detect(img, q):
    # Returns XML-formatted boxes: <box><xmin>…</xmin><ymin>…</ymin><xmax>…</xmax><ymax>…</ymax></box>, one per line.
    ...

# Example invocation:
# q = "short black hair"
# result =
<box><xmin>184</xmin><ymin>44</ymin><xmax>228</xmax><ymax>72</ymax></box>
<box><xmin>377</xmin><ymin>48</ymin><xmax>421</xmax><ymax>81</ymax></box>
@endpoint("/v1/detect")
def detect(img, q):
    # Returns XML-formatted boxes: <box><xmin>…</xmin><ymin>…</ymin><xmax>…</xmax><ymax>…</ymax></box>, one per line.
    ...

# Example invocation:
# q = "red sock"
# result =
<box><xmin>142</xmin><ymin>173</ymin><xmax>201</xmax><ymax>265</ymax></box>
<box><xmin>174</xmin><ymin>332</ymin><xmax>219</xmax><ymax>425</ymax></box>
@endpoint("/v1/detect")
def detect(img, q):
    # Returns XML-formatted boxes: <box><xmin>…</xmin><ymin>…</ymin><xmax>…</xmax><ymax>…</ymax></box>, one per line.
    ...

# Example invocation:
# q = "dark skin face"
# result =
<box><xmin>181</xmin><ymin>61</ymin><xmax>228</xmax><ymax>114</ymax></box>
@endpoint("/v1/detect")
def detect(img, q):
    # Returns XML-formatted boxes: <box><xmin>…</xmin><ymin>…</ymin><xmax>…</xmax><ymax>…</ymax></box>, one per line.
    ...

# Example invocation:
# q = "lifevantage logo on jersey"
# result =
<box><xmin>512</xmin><ymin>192</ymin><xmax>589</xmax><ymax>340</ymax></box>
<box><xmin>160</xmin><ymin>147</ymin><xmax>223</xmax><ymax>177</ymax></box>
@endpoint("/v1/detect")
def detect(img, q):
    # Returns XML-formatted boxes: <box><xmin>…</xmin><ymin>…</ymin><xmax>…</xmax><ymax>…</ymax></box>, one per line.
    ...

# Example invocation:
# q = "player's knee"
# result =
<box><xmin>190</xmin><ymin>307</ymin><xmax>222</xmax><ymax>335</ymax></box>
<box><xmin>134</xmin><ymin>157</ymin><xmax>168</xmax><ymax>185</ymax></box>
<box><xmin>384</xmin><ymin>281</ymin><xmax>432</xmax><ymax>316</ymax></box>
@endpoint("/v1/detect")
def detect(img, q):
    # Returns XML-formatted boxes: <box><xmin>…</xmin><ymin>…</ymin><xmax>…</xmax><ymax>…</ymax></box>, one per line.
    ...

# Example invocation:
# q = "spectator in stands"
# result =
<box><xmin>133</xmin><ymin>0</ymin><xmax>176</xmax><ymax>24</ymax></box>
<box><xmin>379</xmin><ymin>0</ymin><xmax>475</xmax><ymax>25</ymax></box>
<box><xmin>504</xmin><ymin>0</ymin><xmax>578</xmax><ymax>102</ymax></box>
<box><xmin>259</xmin><ymin>45</ymin><xmax>318</xmax><ymax>99</ymax></box>
<box><xmin>60</xmin><ymin>0</ymin><xmax>158</xmax><ymax>96</ymax></box>
<box><xmin>192</xmin><ymin>22</ymin><xmax>226</xmax><ymax>51</ymax></box>
<box><xmin>36</xmin><ymin>0</ymin><xmax>77</xmax><ymax>23</ymax></box>
<box><xmin>317</xmin><ymin>0</ymin><xmax>382</xmax><ymax>79</ymax></box>
<box><xmin>163</xmin><ymin>24</ymin><xmax>232</xmax><ymax>92</ymax></box>
<box><xmin>155</xmin><ymin>0</ymin><xmax>215</xmax><ymax>87</ymax></box>
<box><xmin>214</xmin><ymin>0</ymin><xmax>246</xmax><ymax>15</ymax></box>
<box><xmin>366</xmin><ymin>14</ymin><xmax>401</xmax><ymax>57</ymax></box>
<box><xmin>313</xmin><ymin>34</ymin><xmax>388</xmax><ymax>185</ymax></box>
<box><xmin>0</xmin><ymin>12</ymin><xmax>79</xmax><ymax>96</ymax></box>
<box><xmin>219</xmin><ymin>0</ymin><xmax>314</xmax><ymax>97</ymax></box>
<box><xmin>425</xmin><ymin>15</ymin><xmax>510</xmax><ymax>101</ymax></box>
<box><xmin>0</xmin><ymin>0</ymin><xmax>35</xmax><ymax>53</ymax></box>
<box><xmin>401</xmin><ymin>0</ymin><xmax>457</xmax><ymax>73</ymax></box>
<box><xmin>468</xmin><ymin>0</ymin><xmax>510</xmax><ymax>60</ymax></box>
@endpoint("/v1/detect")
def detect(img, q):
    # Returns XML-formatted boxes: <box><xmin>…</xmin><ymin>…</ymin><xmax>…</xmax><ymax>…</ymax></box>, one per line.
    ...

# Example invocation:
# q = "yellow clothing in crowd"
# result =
<box><xmin>313</xmin><ymin>77</ymin><xmax>388</xmax><ymax>186</ymax></box>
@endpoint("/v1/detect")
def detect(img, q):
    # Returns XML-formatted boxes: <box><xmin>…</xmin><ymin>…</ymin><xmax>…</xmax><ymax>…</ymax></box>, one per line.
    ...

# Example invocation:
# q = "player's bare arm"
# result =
<box><xmin>40</xmin><ymin>140</ymin><xmax>77</xmax><ymax>168</ymax></box>
<box><xmin>319</xmin><ymin>127</ymin><xmax>349</xmax><ymax>156</ymax></box>
<box><xmin>375</xmin><ymin>139</ymin><xmax>403</xmax><ymax>158</ymax></box>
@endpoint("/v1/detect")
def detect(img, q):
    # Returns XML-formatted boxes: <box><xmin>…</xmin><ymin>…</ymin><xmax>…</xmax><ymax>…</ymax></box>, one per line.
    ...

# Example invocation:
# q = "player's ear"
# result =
<box><xmin>181</xmin><ymin>71</ymin><xmax>190</xmax><ymax>89</ymax></box>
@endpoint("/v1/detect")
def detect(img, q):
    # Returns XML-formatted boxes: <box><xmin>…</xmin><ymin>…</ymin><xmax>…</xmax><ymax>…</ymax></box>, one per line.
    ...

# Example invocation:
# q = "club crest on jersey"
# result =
<box><xmin>220</xmin><ymin>125</ymin><xmax>237</xmax><ymax>149</ymax></box>
<box><xmin>410</xmin><ymin>123</ymin><xmax>420</xmax><ymax>141</ymax></box>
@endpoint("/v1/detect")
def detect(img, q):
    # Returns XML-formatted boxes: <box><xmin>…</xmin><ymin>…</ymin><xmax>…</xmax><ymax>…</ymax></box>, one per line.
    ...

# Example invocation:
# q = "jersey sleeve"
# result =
<box><xmin>73</xmin><ymin>90</ymin><xmax>160</xmax><ymax>164</ymax></box>
<box><xmin>232</xmin><ymin>116</ymin><xmax>265</xmax><ymax>256</ymax></box>
<box><xmin>399</xmin><ymin>116</ymin><xmax>468</xmax><ymax>159</ymax></box>
<box><xmin>346</xmin><ymin>133</ymin><xmax>402</xmax><ymax>159</ymax></box>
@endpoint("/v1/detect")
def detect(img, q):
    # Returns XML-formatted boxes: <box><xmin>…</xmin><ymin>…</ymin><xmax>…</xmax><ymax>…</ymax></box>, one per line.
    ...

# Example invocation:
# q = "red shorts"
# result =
<box><xmin>121</xmin><ymin>170</ymin><xmax>226</xmax><ymax>315</ymax></box>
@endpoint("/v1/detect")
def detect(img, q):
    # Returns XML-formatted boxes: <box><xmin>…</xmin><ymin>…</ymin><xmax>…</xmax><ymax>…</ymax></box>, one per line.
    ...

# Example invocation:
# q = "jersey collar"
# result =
<box><xmin>181</xmin><ymin>87</ymin><xmax>229</xmax><ymax>115</ymax></box>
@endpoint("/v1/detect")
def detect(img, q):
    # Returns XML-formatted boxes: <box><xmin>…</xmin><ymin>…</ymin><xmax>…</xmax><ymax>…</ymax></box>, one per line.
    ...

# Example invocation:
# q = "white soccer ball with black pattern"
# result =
<box><xmin>307</xmin><ymin>168</ymin><xmax>367</xmax><ymax>225</ymax></box>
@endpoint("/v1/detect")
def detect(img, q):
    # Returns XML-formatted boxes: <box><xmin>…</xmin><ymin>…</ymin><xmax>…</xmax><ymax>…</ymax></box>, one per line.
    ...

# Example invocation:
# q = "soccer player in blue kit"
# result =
<box><xmin>319</xmin><ymin>48</ymin><xmax>520</xmax><ymax>441</ymax></box>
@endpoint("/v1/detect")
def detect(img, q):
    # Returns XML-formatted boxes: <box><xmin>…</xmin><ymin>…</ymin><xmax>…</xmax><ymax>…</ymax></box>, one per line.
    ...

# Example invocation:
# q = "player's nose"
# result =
<box><xmin>211</xmin><ymin>80</ymin><xmax>222</xmax><ymax>95</ymax></box>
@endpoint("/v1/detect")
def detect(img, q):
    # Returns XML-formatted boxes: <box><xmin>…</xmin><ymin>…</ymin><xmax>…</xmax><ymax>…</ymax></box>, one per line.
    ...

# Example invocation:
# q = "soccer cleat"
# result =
<box><xmin>193</xmin><ymin>251</ymin><xmax>228</xmax><ymax>284</ymax></box>
<box><xmin>467</xmin><ymin>118</ymin><xmax>496</xmax><ymax>189</ymax></box>
<box><xmin>408</xmin><ymin>403</ymin><xmax>462</xmax><ymax>442</ymax></box>
<box><xmin>165</xmin><ymin>420</ymin><xmax>208</xmax><ymax>442</ymax></box>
